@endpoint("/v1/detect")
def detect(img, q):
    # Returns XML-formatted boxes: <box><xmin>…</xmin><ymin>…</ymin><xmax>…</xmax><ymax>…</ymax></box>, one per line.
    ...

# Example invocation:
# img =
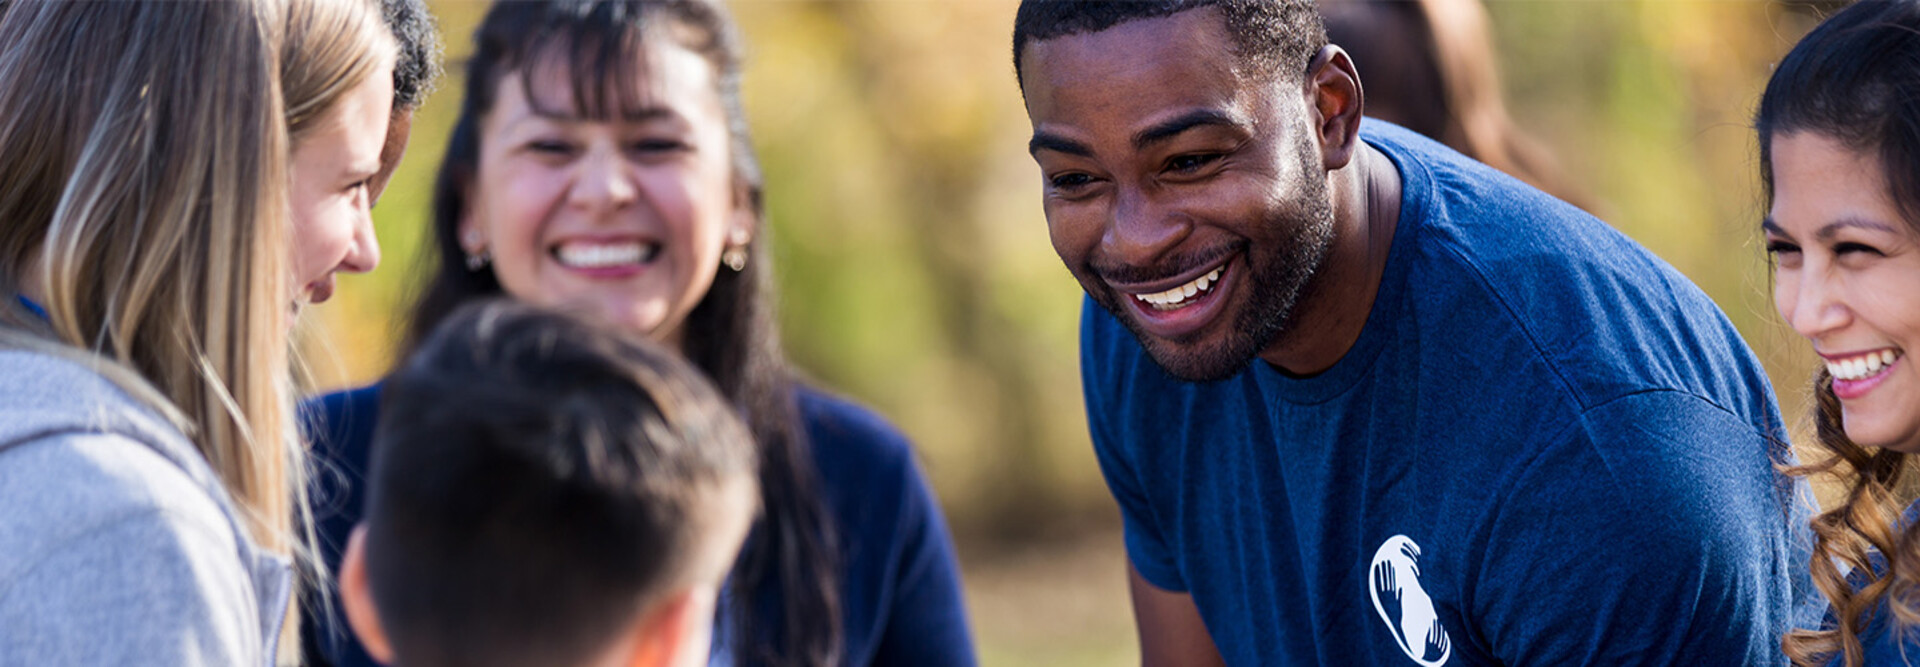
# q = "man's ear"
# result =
<box><xmin>368</xmin><ymin>110</ymin><xmax>416</xmax><ymax>206</ymax></box>
<box><xmin>623</xmin><ymin>585</ymin><xmax>717</xmax><ymax>667</ymax></box>
<box><xmin>341</xmin><ymin>525</ymin><xmax>396</xmax><ymax>664</ymax></box>
<box><xmin>1305</xmin><ymin>44</ymin><xmax>1366</xmax><ymax>171</ymax></box>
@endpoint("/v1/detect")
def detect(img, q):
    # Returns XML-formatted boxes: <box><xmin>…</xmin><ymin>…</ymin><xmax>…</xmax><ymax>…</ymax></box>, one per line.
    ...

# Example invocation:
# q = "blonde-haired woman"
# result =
<box><xmin>0</xmin><ymin>0</ymin><xmax>394</xmax><ymax>664</ymax></box>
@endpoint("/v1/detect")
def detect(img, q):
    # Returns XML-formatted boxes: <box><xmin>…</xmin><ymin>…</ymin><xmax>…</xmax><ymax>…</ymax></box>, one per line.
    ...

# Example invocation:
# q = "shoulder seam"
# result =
<box><xmin>1470</xmin><ymin>387</ymin><xmax>1776</xmax><ymax>599</ymax></box>
<box><xmin>1428</xmin><ymin>239</ymin><xmax>1590</xmax><ymax>410</ymax></box>
<box><xmin>1580</xmin><ymin>386</ymin><xmax>1744</xmax><ymax>425</ymax></box>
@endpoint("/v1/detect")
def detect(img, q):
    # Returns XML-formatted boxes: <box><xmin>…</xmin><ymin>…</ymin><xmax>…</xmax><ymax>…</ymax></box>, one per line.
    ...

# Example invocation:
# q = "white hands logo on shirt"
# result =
<box><xmin>1369</xmin><ymin>535</ymin><xmax>1452</xmax><ymax>666</ymax></box>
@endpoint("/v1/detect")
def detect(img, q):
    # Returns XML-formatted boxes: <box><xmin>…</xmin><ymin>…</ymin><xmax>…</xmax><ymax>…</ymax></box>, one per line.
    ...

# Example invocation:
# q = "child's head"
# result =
<box><xmin>339</xmin><ymin>300</ymin><xmax>758</xmax><ymax>667</ymax></box>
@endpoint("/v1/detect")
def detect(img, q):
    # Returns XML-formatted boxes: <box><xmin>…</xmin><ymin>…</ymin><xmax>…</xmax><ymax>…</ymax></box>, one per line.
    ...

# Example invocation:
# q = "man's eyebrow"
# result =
<box><xmin>1027</xmin><ymin>109</ymin><xmax>1244</xmax><ymax>158</ymax></box>
<box><xmin>1132</xmin><ymin>109</ymin><xmax>1242</xmax><ymax>149</ymax></box>
<box><xmin>1029</xmin><ymin>131</ymin><xmax>1092</xmax><ymax>158</ymax></box>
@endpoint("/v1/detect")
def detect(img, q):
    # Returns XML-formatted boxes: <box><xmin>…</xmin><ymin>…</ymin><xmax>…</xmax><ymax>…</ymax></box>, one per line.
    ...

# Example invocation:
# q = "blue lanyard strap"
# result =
<box><xmin>15</xmin><ymin>295</ymin><xmax>47</xmax><ymax>321</ymax></box>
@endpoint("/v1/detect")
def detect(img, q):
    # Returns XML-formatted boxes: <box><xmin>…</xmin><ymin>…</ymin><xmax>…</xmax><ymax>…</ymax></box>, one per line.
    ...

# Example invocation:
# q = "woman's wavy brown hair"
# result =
<box><xmin>1785</xmin><ymin>371</ymin><xmax>1920</xmax><ymax>666</ymax></box>
<box><xmin>1761</xmin><ymin>2</ymin><xmax>1920</xmax><ymax>665</ymax></box>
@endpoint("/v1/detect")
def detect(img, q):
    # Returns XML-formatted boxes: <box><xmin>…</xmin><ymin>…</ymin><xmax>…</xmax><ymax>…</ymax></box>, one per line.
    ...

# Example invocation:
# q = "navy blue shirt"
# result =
<box><xmin>303</xmin><ymin>382</ymin><xmax>975</xmax><ymax>666</ymax></box>
<box><xmin>1083</xmin><ymin>122</ymin><xmax>1817</xmax><ymax>665</ymax></box>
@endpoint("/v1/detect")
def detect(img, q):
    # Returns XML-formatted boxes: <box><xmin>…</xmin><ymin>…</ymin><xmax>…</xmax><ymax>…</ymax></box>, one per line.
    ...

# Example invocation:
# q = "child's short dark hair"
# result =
<box><xmin>361</xmin><ymin>300</ymin><xmax>758</xmax><ymax>667</ymax></box>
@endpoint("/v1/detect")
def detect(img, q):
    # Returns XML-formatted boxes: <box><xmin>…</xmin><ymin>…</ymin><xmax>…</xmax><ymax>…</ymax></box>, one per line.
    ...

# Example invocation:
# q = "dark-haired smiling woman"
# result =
<box><xmin>302</xmin><ymin>2</ymin><xmax>976</xmax><ymax>666</ymax></box>
<box><xmin>1763</xmin><ymin>1</ymin><xmax>1920</xmax><ymax>666</ymax></box>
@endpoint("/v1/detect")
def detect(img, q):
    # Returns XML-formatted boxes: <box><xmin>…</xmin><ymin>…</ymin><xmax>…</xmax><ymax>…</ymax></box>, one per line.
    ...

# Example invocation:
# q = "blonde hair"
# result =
<box><xmin>0</xmin><ymin>0</ymin><xmax>298</xmax><ymax>548</ymax></box>
<box><xmin>0</xmin><ymin>0</ymin><xmax>391</xmax><ymax>659</ymax></box>
<box><xmin>284</xmin><ymin>0</ymin><xmax>397</xmax><ymax>146</ymax></box>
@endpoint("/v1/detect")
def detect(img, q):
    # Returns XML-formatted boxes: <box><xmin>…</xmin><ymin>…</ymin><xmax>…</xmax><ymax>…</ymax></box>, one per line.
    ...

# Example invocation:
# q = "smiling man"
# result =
<box><xmin>1014</xmin><ymin>1</ymin><xmax>1815</xmax><ymax>664</ymax></box>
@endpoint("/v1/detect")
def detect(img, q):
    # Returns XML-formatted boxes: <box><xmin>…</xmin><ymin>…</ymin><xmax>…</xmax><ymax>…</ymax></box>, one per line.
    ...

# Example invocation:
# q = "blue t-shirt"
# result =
<box><xmin>302</xmin><ymin>382</ymin><xmax>976</xmax><ymax>667</ymax></box>
<box><xmin>1083</xmin><ymin>122</ymin><xmax>1818</xmax><ymax>665</ymax></box>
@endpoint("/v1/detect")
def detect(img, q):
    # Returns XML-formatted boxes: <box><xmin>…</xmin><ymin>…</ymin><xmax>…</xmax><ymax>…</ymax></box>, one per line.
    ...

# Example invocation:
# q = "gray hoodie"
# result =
<box><xmin>0</xmin><ymin>349</ymin><xmax>291</xmax><ymax>666</ymax></box>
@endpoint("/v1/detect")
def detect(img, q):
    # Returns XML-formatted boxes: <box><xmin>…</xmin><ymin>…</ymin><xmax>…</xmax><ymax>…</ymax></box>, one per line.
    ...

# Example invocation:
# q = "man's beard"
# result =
<box><xmin>1092</xmin><ymin>147</ymin><xmax>1337</xmax><ymax>382</ymax></box>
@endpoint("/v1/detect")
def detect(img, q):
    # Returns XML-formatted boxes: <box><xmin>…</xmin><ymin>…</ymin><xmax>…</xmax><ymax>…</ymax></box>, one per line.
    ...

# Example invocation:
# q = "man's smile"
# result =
<box><xmin>1133</xmin><ymin>266</ymin><xmax>1222</xmax><ymax>310</ymax></box>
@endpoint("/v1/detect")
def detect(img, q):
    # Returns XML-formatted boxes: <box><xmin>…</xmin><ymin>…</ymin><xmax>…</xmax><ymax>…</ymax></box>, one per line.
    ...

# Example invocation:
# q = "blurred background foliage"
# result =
<box><xmin>304</xmin><ymin>1</ymin><xmax>1845</xmax><ymax>664</ymax></box>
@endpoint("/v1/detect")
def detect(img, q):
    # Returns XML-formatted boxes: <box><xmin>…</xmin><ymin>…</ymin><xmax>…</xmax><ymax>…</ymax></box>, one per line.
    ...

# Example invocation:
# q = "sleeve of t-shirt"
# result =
<box><xmin>1080</xmin><ymin>301</ymin><xmax>1184</xmax><ymax>592</ymax></box>
<box><xmin>0</xmin><ymin>507</ymin><xmax>260</xmax><ymax>665</ymax></box>
<box><xmin>870</xmin><ymin>452</ymin><xmax>978</xmax><ymax>666</ymax></box>
<box><xmin>1471</xmin><ymin>391</ymin><xmax>1795</xmax><ymax>665</ymax></box>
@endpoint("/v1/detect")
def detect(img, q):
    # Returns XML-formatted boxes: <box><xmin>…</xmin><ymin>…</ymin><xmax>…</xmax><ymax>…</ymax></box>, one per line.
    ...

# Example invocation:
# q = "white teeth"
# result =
<box><xmin>556</xmin><ymin>242</ymin><xmax>654</xmax><ymax>269</ymax></box>
<box><xmin>1828</xmin><ymin>349</ymin><xmax>1903</xmax><ymax>381</ymax></box>
<box><xmin>1135</xmin><ymin>268</ymin><xmax>1222</xmax><ymax>310</ymax></box>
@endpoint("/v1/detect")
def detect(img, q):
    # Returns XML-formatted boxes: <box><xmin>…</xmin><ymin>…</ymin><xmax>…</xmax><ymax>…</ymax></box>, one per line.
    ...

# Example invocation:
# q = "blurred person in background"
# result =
<box><xmin>1319</xmin><ymin>0</ymin><xmax>1581</xmax><ymax>206</ymax></box>
<box><xmin>1015</xmin><ymin>0</ymin><xmax>1812</xmax><ymax>663</ymax></box>
<box><xmin>1761</xmin><ymin>2</ymin><xmax>1920</xmax><ymax>665</ymax></box>
<box><xmin>0</xmin><ymin>0</ymin><xmax>392</xmax><ymax>663</ymax></box>
<box><xmin>302</xmin><ymin>1</ymin><xmax>976</xmax><ymax>666</ymax></box>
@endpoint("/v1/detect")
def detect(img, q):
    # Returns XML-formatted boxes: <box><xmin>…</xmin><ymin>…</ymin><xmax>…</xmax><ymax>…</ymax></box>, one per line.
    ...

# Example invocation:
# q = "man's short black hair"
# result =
<box><xmin>1011</xmin><ymin>0</ymin><xmax>1326</xmax><ymax>89</ymax></box>
<box><xmin>381</xmin><ymin>0</ymin><xmax>441</xmax><ymax>110</ymax></box>
<box><xmin>362</xmin><ymin>300</ymin><xmax>757</xmax><ymax>667</ymax></box>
